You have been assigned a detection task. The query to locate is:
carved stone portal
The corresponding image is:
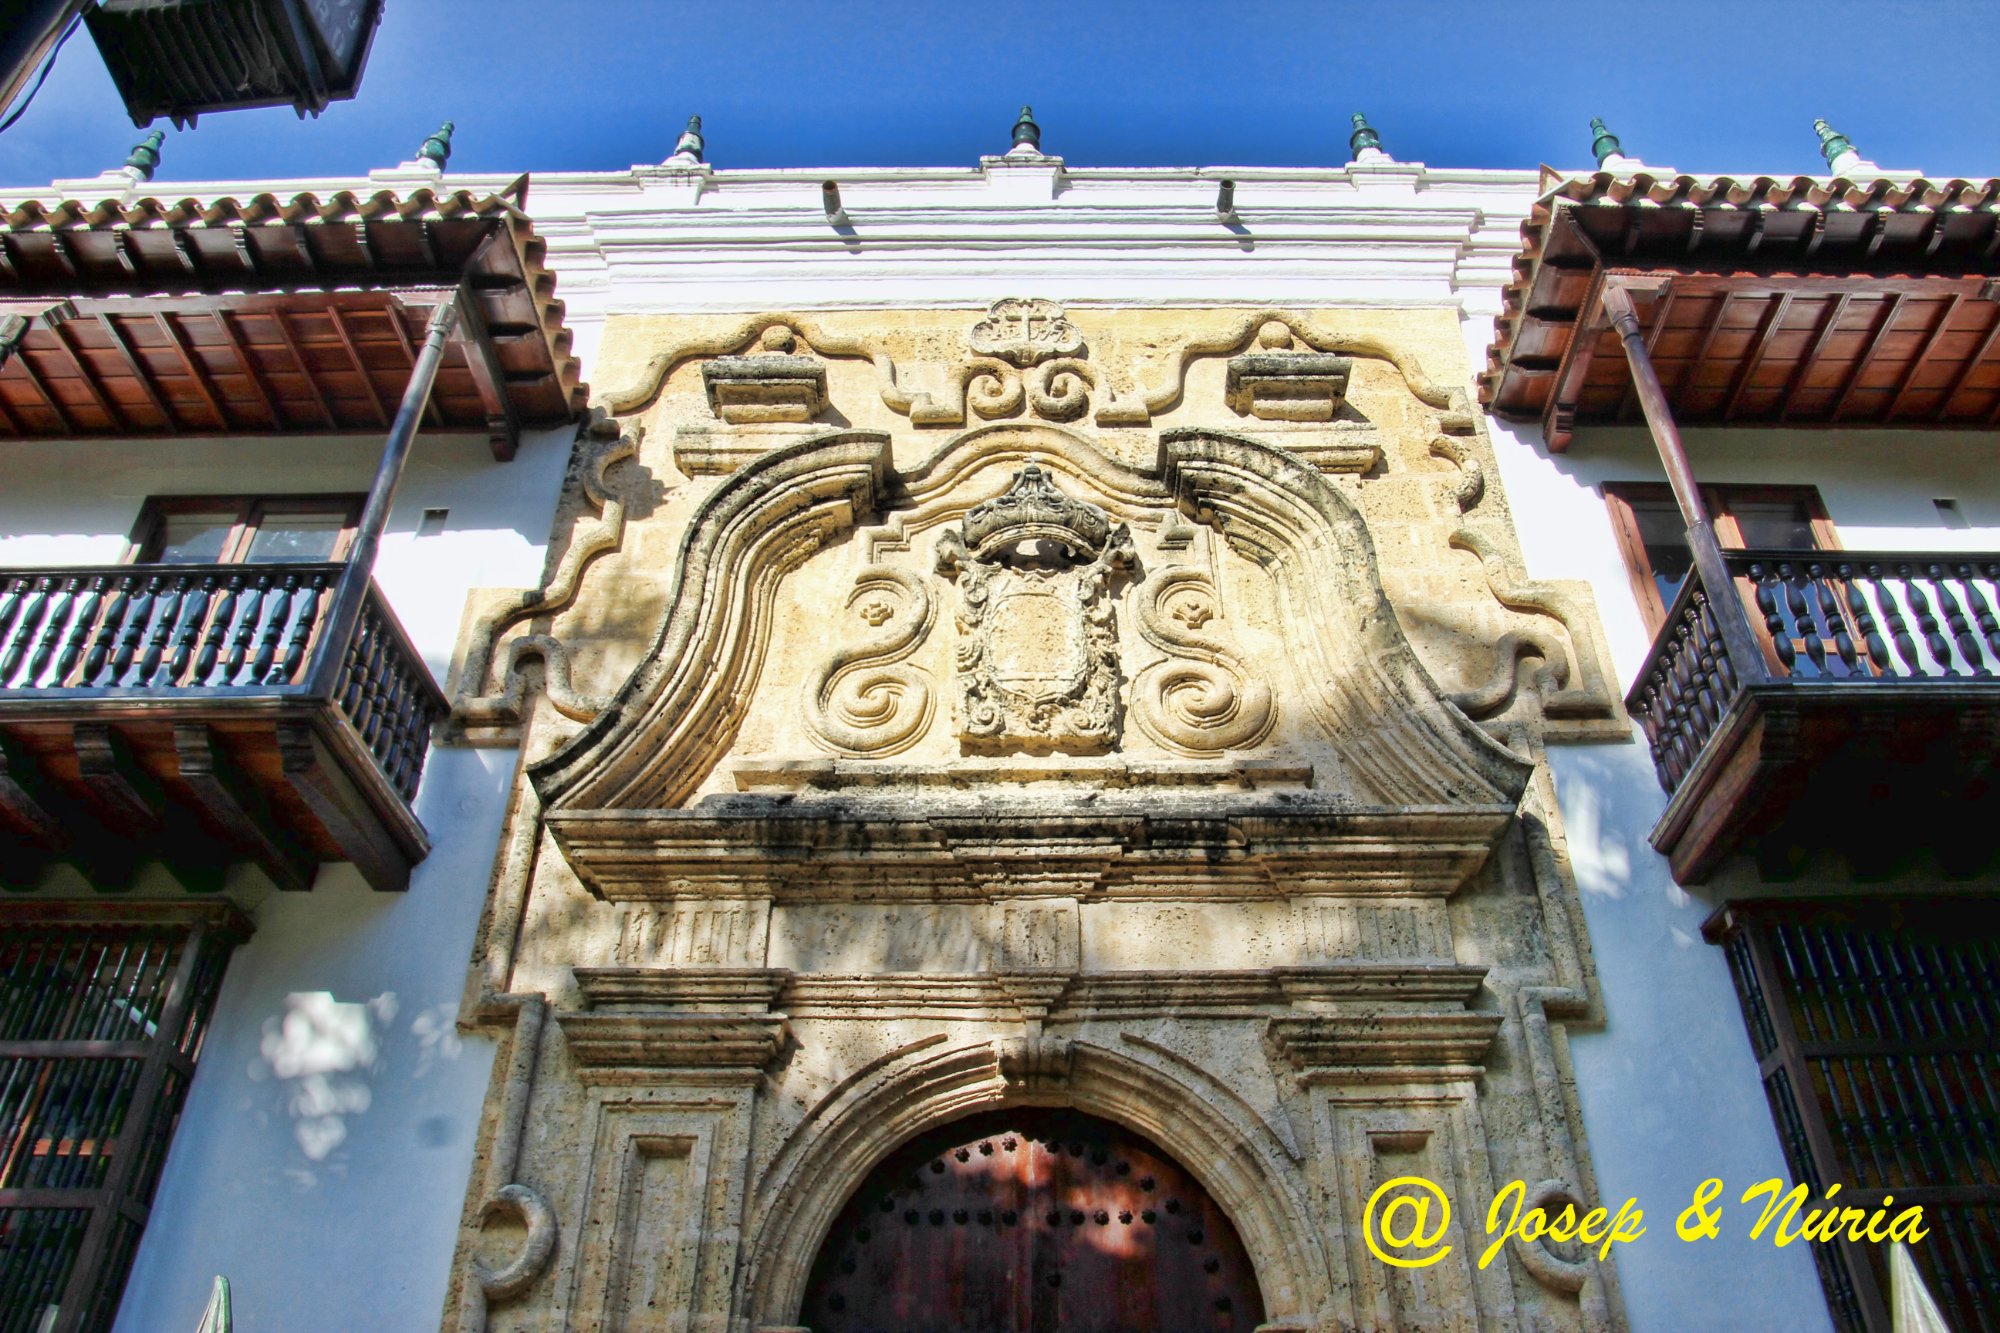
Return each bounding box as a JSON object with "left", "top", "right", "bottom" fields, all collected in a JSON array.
[{"left": 933, "top": 464, "right": 1135, "bottom": 751}]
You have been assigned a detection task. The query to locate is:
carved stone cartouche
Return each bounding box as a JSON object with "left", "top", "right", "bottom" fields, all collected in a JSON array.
[{"left": 933, "top": 464, "right": 1135, "bottom": 751}]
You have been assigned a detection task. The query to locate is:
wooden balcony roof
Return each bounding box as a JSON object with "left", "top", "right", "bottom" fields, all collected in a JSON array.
[
  {"left": 1481, "top": 173, "right": 2000, "bottom": 450},
  {"left": 0, "top": 184, "right": 586, "bottom": 459}
]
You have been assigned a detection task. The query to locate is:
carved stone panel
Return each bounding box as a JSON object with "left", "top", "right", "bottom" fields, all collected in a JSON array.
[{"left": 933, "top": 464, "right": 1134, "bottom": 751}]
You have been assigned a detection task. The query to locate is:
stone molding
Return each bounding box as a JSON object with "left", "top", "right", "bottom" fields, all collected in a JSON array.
[{"left": 544, "top": 801, "right": 1517, "bottom": 901}]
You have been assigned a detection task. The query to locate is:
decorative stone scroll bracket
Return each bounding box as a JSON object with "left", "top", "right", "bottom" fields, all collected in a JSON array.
[
  {"left": 448, "top": 415, "right": 639, "bottom": 743},
  {"left": 1444, "top": 527, "right": 1628, "bottom": 739},
  {"left": 1093, "top": 310, "right": 1469, "bottom": 428},
  {"left": 590, "top": 303, "right": 1470, "bottom": 434}
]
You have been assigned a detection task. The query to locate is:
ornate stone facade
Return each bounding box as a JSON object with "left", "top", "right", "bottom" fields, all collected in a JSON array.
[{"left": 444, "top": 300, "right": 1629, "bottom": 1331}]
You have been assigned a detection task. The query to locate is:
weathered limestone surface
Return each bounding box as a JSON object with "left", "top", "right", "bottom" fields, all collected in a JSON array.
[{"left": 442, "top": 303, "right": 1629, "bottom": 1332}]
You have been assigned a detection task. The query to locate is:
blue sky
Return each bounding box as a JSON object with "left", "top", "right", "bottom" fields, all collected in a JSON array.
[{"left": 1, "top": 1, "right": 1995, "bottom": 187}]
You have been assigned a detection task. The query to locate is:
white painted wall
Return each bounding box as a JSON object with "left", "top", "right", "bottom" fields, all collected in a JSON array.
[
  {"left": 0, "top": 420, "right": 571, "bottom": 1330},
  {"left": 1475, "top": 298, "right": 2000, "bottom": 1328}
]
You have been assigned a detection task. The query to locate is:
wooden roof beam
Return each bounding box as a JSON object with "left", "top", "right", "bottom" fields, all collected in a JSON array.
[
  {"left": 1722, "top": 293, "right": 1792, "bottom": 421},
  {"left": 326, "top": 306, "right": 390, "bottom": 429},
  {"left": 152, "top": 313, "right": 234, "bottom": 431},
  {"left": 1830, "top": 295, "right": 1902, "bottom": 422},
  {"left": 45, "top": 317, "right": 127, "bottom": 433},
  {"left": 1885, "top": 295, "right": 1962, "bottom": 420},
  {"left": 451, "top": 289, "right": 521, "bottom": 462},
  {"left": 7, "top": 343, "right": 73, "bottom": 435},
  {"left": 95, "top": 315, "right": 179, "bottom": 434},
  {"left": 173, "top": 723, "right": 314, "bottom": 892},
  {"left": 268, "top": 310, "right": 337, "bottom": 430},
  {"left": 1935, "top": 301, "right": 2000, "bottom": 423},
  {"left": 211, "top": 311, "right": 281, "bottom": 429},
  {"left": 1777, "top": 294, "right": 1851, "bottom": 423}
]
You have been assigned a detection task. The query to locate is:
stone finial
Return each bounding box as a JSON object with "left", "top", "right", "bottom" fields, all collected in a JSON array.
[
  {"left": 417, "top": 121, "right": 454, "bottom": 169},
  {"left": 670, "top": 115, "right": 705, "bottom": 165},
  {"left": 1589, "top": 118, "right": 1623, "bottom": 168},
  {"left": 1348, "top": 113, "right": 1385, "bottom": 160},
  {"left": 1814, "top": 118, "right": 1867, "bottom": 175},
  {"left": 122, "top": 130, "right": 163, "bottom": 181},
  {"left": 1010, "top": 105, "right": 1042, "bottom": 153}
]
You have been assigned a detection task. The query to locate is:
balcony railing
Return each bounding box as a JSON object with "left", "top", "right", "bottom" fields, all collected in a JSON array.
[
  {"left": 1627, "top": 548, "right": 2000, "bottom": 880},
  {"left": 0, "top": 562, "right": 441, "bottom": 805}
]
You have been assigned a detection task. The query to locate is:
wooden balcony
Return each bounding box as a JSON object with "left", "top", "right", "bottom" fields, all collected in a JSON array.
[
  {"left": 1629, "top": 549, "right": 2000, "bottom": 883},
  {"left": 0, "top": 562, "right": 445, "bottom": 892}
]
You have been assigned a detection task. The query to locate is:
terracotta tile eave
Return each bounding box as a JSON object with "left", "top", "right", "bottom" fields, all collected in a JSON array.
[
  {"left": 1479, "top": 171, "right": 2000, "bottom": 409},
  {"left": 0, "top": 179, "right": 587, "bottom": 424}
]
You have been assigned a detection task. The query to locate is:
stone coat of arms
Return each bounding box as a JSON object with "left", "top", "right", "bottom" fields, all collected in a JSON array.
[{"left": 934, "top": 464, "right": 1135, "bottom": 750}]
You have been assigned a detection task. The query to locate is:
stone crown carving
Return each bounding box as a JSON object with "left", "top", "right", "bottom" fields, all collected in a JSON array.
[{"left": 955, "top": 462, "right": 1111, "bottom": 560}]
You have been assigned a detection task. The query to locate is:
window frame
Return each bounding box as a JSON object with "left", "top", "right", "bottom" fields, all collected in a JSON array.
[
  {"left": 1602, "top": 481, "right": 1841, "bottom": 635},
  {"left": 0, "top": 903, "right": 249, "bottom": 1333},
  {"left": 123, "top": 494, "right": 364, "bottom": 566},
  {"left": 1704, "top": 898, "right": 2000, "bottom": 1333}
]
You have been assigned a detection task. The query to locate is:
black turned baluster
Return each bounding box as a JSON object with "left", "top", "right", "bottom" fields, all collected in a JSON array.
[
  {"left": 1904, "top": 566, "right": 1952, "bottom": 672},
  {"left": 1698, "top": 588, "right": 1739, "bottom": 700},
  {"left": 254, "top": 575, "right": 300, "bottom": 683},
  {"left": 338, "top": 614, "right": 372, "bottom": 717},
  {"left": 1635, "top": 681, "right": 1670, "bottom": 790},
  {"left": 1841, "top": 561, "right": 1890, "bottom": 676},
  {"left": 109, "top": 576, "right": 158, "bottom": 684},
  {"left": 1929, "top": 563, "right": 1982, "bottom": 676},
  {"left": 1872, "top": 562, "right": 1920, "bottom": 675},
  {"left": 1809, "top": 559, "right": 1858, "bottom": 675},
  {"left": 193, "top": 573, "right": 240, "bottom": 685},
  {"left": 1781, "top": 560, "right": 1826, "bottom": 677},
  {"left": 271, "top": 576, "right": 324, "bottom": 684},
  {"left": 52, "top": 576, "right": 105, "bottom": 686},
  {"left": 1663, "top": 618, "right": 1697, "bottom": 781},
  {"left": 357, "top": 620, "right": 393, "bottom": 747},
  {"left": 224, "top": 573, "right": 270, "bottom": 684},
  {"left": 23, "top": 575, "right": 78, "bottom": 687},
  {"left": 81, "top": 574, "right": 131, "bottom": 685},
  {"left": 0, "top": 576, "right": 25, "bottom": 651},
  {"left": 161, "top": 573, "right": 214, "bottom": 686},
  {"left": 1751, "top": 561, "right": 1797, "bottom": 676},
  {"left": 1961, "top": 562, "right": 2000, "bottom": 674},
  {"left": 139, "top": 576, "right": 186, "bottom": 685},
  {"left": 0, "top": 576, "right": 53, "bottom": 686}
]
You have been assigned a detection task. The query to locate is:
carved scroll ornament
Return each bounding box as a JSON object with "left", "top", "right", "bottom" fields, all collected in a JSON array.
[
  {"left": 803, "top": 566, "right": 937, "bottom": 757},
  {"left": 1131, "top": 566, "right": 1276, "bottom": 754}
]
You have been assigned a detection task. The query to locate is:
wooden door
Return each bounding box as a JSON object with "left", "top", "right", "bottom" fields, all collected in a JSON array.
[{"left": 799, "top": 1107, "right": 1265, "bottom": 1333}]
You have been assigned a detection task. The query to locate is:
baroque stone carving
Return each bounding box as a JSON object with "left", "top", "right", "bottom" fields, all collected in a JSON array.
[
  {"left": 1130, "top": 565, "right": 1275, "bottom": 754},
  {"left": 1224, "top": 351, "right": 1353, "bottom": 421},
  {"left": 966, "top": 297, "right": 1084, "bottom": 366},
  {"left": 803, "top": 566, "right": 937, "bottom": 757},
  {"left": 702, "top": 352, "right": 829, "bottom": 424},
  {"left": 933, "top": 464, "right": 1135, "bottom": 751}
]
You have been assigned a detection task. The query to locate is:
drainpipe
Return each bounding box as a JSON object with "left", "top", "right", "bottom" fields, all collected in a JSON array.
[
  {"left": 307, "top": 292, "right": 460, "bottom": 698},
  {"left": 1600, "top": 279, "right": 1768, "bottom": 679}
]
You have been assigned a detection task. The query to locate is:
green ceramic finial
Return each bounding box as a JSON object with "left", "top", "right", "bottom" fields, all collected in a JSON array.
[
  {"left": 417, "top": 121, "right": 454, "bottom": 169},
  {"left": 1589, "top": 118, "right": 1623, "bottom": 167},
  {"left": 1814, "top": 118, "right": 1855, "bottom": 167},
  {"left": 123, "top": 130, "right": 163, "bottom": 180},
  {"left": 1011, "top": 105, "right": 1041, "bottom": 151},
  {"left": 673, "top": 114, "right": 704, "bottom": 162},
  {"left": 1349, "top": 113, "right": 1383, "bottom": 157}
]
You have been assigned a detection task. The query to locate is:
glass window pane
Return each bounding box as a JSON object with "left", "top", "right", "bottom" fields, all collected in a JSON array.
[
  {"left": 1627, "top": 497, "right": 1693, "bottom": 606},
  {"left": 245, "top": 512, "right": 345, "bottom": 563},
  {"left": 154, "top": 512, "right": 236, "bottom": 564},
  {"left": 1731, "top": 498, "right": 1818, "bottom": 550}
]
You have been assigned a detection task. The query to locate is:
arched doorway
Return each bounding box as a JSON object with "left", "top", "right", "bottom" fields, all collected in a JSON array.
[{"left": 798, "top": 1107, "right": 1267, "bottom": 1333}]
